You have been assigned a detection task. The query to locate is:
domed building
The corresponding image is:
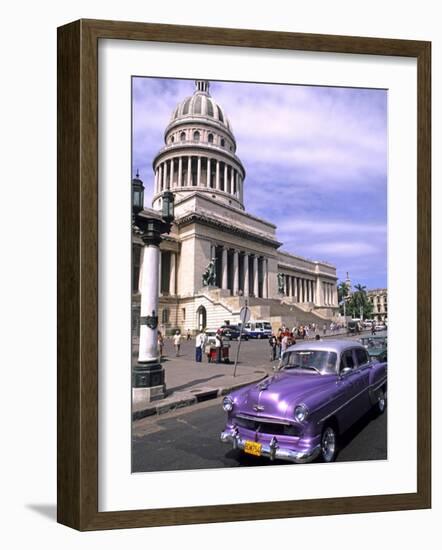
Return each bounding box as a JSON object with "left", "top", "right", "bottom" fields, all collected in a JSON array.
[{"left": 133, "top": 80, "right": 339, "bottom": 333}]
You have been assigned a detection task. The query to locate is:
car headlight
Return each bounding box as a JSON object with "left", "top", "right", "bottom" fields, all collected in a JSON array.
[
  {"left": 222, "top": 396, "right": 234, "bottom": 412},
  {"left": 294, "top": 404, "right": 309, "bottom": 422}
]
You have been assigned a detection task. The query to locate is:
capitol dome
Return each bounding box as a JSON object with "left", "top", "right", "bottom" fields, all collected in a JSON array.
[
  {"left": 152, "top": 80, "right": 245, "bottom": 211},
  {"left": 169, "top": 80, "right": 232, "bottom": 133}
]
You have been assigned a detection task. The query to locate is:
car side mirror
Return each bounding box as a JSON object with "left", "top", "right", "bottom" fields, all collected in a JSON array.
[{"left": 339, "top": 367, "right": 352, "bottom": 378}]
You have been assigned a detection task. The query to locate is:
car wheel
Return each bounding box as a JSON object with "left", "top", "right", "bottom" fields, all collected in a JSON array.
[
  {"left": 320, "top": 425, "right": 338, "bottom": 463},
  {"left": 375, "top": 387, "right": 387, "bottom": 415}
]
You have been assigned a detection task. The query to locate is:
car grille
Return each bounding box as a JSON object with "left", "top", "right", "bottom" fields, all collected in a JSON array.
[{"left": 235, "top": 415, "right": 302, "bottom": 437}]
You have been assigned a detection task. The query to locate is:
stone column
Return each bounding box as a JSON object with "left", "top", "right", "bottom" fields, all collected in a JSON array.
[
  {"left": 316, "top": 277, "right": 322, "bottom": 306},
  {"left": 178, "top": 157, "right": 182, "bottom": 187},
  {"left": 169, "top": 252, "right": 176, "bottom": 295},
  {"left": 263, "top": 259, "right": 268, "bottom": 299},
  {"left": 138, "top": 245, "right": 160, "bottom": 363},
  {"left": 197, "top": 156, "right": 201, "bottom": 186},
  {"left": 187, "top": 156, "right": 191, "bottom": 186},
  {"left": 222, "top": 248, "right": 228, "bottom": 290},
  {"left": 253, "top": 256, "right": 259, "bottom": 297},
  {"left": 239, "top": 176, "right": 244, "bottom": 203},
  {"left": 233, "top": 250, "right": 239, "bottom": 295},
  {"left": 158, "top": 251, "right": 162, "bottom": 296},
  {"left": 231, "top": 167, "right": 235, "bottom": 195},
  {"left": 216, "top": 160, "right": 220, "bottom": 190},
  {"left": 207, "top": 158, "right": 211, "bottom": 187},
  {"left": 158, "top": 164, "right": 163, "bottom": 192},
  {"left": 163, "top": 161, "right": 168, "bottom": 189},
  {"left": 294, "top": 277, "right": 298, "bottom": 302},
  {"left": 224, "top": 164, "right": 229, "bottom": 193},
  {"left": 244, "top": 254, "right": 250, "bottom": 297},
  {"left": 137, "top": 246, "right": 144, "bottom": 293}
]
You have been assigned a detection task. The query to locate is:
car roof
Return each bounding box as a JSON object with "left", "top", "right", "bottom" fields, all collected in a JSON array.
[{"left": 285, "top": 339, "right": 365, "bottom": 354}]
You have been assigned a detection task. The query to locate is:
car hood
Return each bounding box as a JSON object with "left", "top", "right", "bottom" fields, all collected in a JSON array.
[{"left": 234, "top": 371, "right": 335, "bottom": 420}]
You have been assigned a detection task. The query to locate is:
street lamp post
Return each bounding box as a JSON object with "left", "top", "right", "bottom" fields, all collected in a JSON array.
[{"left": 132, "top": 173, "right": 174, "bottom": 404}]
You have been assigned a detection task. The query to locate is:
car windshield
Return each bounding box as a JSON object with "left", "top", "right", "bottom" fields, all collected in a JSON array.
[{"left": 281, "top": 350, "right": 337, "bottom": 375}]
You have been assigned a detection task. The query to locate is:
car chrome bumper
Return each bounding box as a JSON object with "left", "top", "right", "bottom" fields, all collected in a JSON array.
[{"left": 220, "top": 427, "right": 321, "bottom": 464}]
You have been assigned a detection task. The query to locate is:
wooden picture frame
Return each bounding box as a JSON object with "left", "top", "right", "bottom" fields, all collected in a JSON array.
[{"left": 57, "top": 19, "right": 431, "bottom": 531}]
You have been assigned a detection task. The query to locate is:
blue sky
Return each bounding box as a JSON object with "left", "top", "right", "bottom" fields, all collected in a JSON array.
[{"left": 132, "top": 77, "right": 387, "bottom": 290}]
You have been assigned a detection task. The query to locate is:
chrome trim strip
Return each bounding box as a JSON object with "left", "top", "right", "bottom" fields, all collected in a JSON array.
[
  {"left": 235, "top": 413, "right": 292, "bottom": 426},
  {"left": 318, "top": 376, "right": 387, "bottom": 424}
]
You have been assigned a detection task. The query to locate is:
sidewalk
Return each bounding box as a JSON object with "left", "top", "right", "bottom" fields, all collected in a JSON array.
[{"left": 132, "top": 343, "right": 270, "bottom": 420}]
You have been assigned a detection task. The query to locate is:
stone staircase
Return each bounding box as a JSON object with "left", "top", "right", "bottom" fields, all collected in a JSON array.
[{"left": 216, "top": 294, "right": 332, "bottom": 326}]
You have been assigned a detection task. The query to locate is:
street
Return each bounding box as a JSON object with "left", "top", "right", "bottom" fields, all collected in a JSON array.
[
  {"left": 132, "top": 394, "right": 387, "bottom": 472},
  {"left": 132, "top": 336, "right": 387, "bottom": 472}
]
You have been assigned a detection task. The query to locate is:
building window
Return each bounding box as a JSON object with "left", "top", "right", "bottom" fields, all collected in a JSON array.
[
  {"left": 217, "top": 105, "right": 224, "bottom": 122},
  {"left": 208, "top": 133, "right": 214, "bottom": 143},
  {"left": 193, "top": 131, "right": 200, "bottom": 142},
  {"left": 180, "top": 131, "right": 186, "bottom": 142},
  {"left": 182, "top": 308, "right": 186, "bottom": 321},
  {"left": 162, "top": 309, "right": 170, "bottom": 324},
  {"left": 220, "top": 138, "right": 225, "bottom": 147},
  {"left": 170, "top": 135, "right": 174, "bottom": 143}
]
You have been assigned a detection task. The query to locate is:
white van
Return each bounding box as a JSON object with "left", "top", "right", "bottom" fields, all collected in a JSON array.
[{"left": 243, "top": 320, "right": 272, "bottom": 339}]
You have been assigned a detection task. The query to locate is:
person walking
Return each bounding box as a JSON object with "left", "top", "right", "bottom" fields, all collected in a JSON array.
[
  {"left": 195, "top": 330, "right": 205, "bottom": 363},
  {"left": 157, "top": 331, "right": 164, "bottom": 359},
  {"left": 269, "top": 333, "right": 277, "bottom": 361},
  {"left": 186, "top": 328, "right": 192, "bottom": 341},
  {"left": 281, "top": 333, "right": 289, "bottom": 358},
  {"left": 323, "top": 323, "right": 327, "bottom": 336},
  {"left": 173, "top": 330, "right": 181, "bottom": 357},
  {"left": 215, "top": 329, "right": 223, "bottom": 364}
]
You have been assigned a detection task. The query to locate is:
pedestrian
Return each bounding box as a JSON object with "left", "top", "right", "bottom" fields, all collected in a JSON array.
[
  {"left": 269, "top": 333, "right": 277, "bottom": 361},
  {"left": 298, "top": 325, "right": 305, "bottom": 339},
  {"left": 305, "top": 325, "right": 310, "bottom": 339},
  {"left": 371, "top": 321, "right": 376, "bottom": 335},
  {"left": 195, "top": 330, "right": 205, "bottom": 363},
  {"left": 173, "top": 330, "right": 181, "bottom": 357},
  {"left": 186, "top": 328, "right": 192, "bottom": 341},
  {"left": 215, "top": 329, "right": 223, "bottom": 364},
  {"left": 281, "top": 333, "right": 289, "bottom": 358},
  {"left": 157, "top": 330, "right": 164, "bottom": 358},
  {"left": 323, "top": 323, "right": 327, "bottom": 336},
  {"left": 315, "top": 334, "right": 321, "bottom": 341}
]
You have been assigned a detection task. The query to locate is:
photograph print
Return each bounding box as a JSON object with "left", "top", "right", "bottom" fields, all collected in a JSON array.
[{"left": 131, "top": 76, "right": 388, "bottom": 473}]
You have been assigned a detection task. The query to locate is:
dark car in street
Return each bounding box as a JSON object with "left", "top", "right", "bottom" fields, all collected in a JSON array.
[
  {"left": 219, "top": 325, "right": 249, "bottom": 340},
  {"left": 220, "top": 339, "right": 387, "bottom": 464},
  {"left": 359, "top": 335, "right": 388, "bottom": 363}
]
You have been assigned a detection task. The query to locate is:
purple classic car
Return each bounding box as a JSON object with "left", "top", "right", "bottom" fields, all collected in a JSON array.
[{"left": 220, "top": 340, "right": 387, "bottom": 463}]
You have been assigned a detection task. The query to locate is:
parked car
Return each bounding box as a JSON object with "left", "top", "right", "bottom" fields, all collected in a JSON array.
[
  {"left": 374, "top": 323, "right": 387, "bottom": 332},
  {"left": 204, "top": 329, "right": 217, "bottom": 345},
  {"left": 219, "top": 324, "right": 249, "bottom": 340},
  {"left": 347, "top": 319, "right": 362, "bottom": 334},
  {"left": 243, "top": 321, "right": 272, "bottom": 339},
  {"left": 359, "top": 335, "right": 388, "bottom": 363},
  {"left": 220, "top": 340, "right": 387, "bottom": 464}
]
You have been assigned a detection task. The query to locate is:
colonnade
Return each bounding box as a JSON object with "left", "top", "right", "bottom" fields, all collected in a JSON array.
[
  {"left": 282, "top": 274, "right": 316, "bottom": 303},
  {"left": 212, "top": 245, "right": 268, "bottom": 298},
  {"left": 154, "top": 156, "right": 243, "bottom": 202}
]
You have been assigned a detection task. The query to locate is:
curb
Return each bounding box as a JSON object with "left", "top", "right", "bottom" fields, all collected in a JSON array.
[{"left": 132, "top": 371, "right": 268, "bottom": 421}]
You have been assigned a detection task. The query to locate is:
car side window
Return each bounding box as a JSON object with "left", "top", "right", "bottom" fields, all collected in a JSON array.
[
  {"left": 340, "top": 349, "right": 355, "bottom": 372},
  {"left": 355, "top": 348, "right": 369, "bottom": 366}
]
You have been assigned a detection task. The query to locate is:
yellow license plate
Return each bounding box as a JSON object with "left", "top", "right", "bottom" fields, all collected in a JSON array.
[{"left": 244, "top": 440, "right": 262, "bottom": 456}]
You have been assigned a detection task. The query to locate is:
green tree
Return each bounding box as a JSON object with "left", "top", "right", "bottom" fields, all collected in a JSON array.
[
  {"left": 337, "top": 281, "right": 350, "bottom": 316},
  {"left": 347, "top": 283, "right": 373, "bottom": 320}
]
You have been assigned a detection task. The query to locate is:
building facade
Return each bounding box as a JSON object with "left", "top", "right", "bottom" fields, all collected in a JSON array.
[
  {"left": 367, "top": 288, "right": 388, "bottom": 322},
  {"left": 133, "top": 80, "right": 339, "bottom": 334}
]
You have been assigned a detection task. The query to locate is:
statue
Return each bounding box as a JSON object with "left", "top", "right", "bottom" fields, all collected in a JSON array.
[
  {"left": 202, "top": 258, "right": 217, "bottom": 287},
  {"left": 277, "top": 272, "right": 285, "bottom": 295}
]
